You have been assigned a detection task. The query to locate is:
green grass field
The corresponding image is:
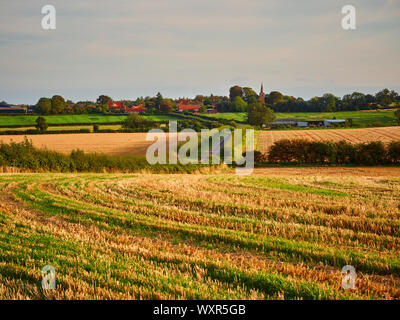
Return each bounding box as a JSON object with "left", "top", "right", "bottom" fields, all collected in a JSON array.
[
  {"left": 0, "top": 110, "right": 397, "bottom": 130},
  {"left": 207, "top": 109, "right": 398, "bottom": 127},
  {"left": 0, "top": 169, "right": 399, "bottom": 299},
  {"left": 0, "top": 125, "right": 123, "bottom": 132},
  {"left": 0, "top": 114, "right": 178, "bottom": 127}
]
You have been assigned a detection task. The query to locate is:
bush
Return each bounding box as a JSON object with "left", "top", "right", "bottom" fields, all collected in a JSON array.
[
  {"left": 268, "top": 139, "right": 396, "bottom": 165},
  {"left": 0, "top": 153, "right": 5, "bottom": 166},
  {"left": 334, "top": 141, "right": 356, "bottom": 164},
  {"left": 253, "top": 151, "right": 268, "bottom": 164},
  {"left": 0, "top": 138, "right": 208, "bottom": 173},
  {"left": 0, "top": 129, "right": 91, "bottom": 135},
  {"left": 35, "top": 116, "right": 48, "bottom": 132},
  {"left": 388, "top": 141, "right": 400, "bottom": 163},
  {"left": 354, "top": 141, "right": 387, "bottom": 165}
]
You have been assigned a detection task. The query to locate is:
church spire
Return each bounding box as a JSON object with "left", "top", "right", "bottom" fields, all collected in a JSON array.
[{"left": 259, "top": 82, "right": 266, "bottom": 104}]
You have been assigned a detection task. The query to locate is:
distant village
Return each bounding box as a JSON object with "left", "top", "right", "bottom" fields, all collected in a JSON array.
[
  {"left": 0, "top": 98, "right": 346, "bottom": 128},
  {"left": 6, "top": 82, "right": 388, "bottom": 128}
]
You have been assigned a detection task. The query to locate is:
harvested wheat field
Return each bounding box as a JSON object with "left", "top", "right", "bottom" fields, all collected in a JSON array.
[
  {"left": 0, "top": 168, "right": 399, "bottom": 299},
  {"left": 0, "top": 132, "right": 194, "bottom": 156},
  {"left": 259, "top": 126, "right": 400, "bottom": 153}
]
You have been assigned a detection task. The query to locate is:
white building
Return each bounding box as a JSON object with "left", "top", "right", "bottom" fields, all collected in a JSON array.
[{"left": 324, "top": 119, "right": 346, "bottom": 127}]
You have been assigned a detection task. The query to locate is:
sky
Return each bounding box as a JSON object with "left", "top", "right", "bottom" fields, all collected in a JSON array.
[{"left": 0, "top": 0, "right": 399, "bottom": 104}]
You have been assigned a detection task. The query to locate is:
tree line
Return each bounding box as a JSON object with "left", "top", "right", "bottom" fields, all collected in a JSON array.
[
  {"left": 220, "top": 86, "right": 400, "bottom": 113},
  {"left": 28, "top": 87, "right": 400, "bottom": 118}
]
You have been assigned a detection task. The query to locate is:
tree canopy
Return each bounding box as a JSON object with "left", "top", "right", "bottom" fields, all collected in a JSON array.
[
  {"left": 229, "top": 86, "right": 243, "bottom": 101},
  {"left": 247, "top": 101, "right": 276, "bottom": 127},
  {"left": 35, "top": 116, "right": 48, "bottom": 132}
]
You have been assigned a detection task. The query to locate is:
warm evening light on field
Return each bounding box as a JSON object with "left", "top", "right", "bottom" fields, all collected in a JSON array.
[{"left": 0, "top": 0, "right": 399, "bottom": 315}]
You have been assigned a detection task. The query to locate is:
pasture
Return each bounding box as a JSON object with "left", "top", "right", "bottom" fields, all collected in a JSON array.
[
  {"left": 206, "top": 109, "right": 398, "bottom": 127},
  {"left": 0, "top": 114, "right": 178, "bottom": 127},
  {"left": 0, "top": 168, "right": 399, "bottom": 299}
]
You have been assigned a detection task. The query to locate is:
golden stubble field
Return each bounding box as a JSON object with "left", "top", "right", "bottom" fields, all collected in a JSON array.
[
  {"left": 0, "top": 132, "right": 195, "bottom": 156},
  {"left": 0, "top": 167, "right": 399, "bottom": 299},
  {"left": 1, "top": 127, "right": 400, "bottom": 156},
  {"left": 259, "top": 126, "right": 400, "bottom": 153}
]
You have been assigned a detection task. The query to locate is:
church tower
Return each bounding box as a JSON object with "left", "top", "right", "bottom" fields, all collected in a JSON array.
[{"left": 259, "top": 83, "right": 266, "bottom": 104}]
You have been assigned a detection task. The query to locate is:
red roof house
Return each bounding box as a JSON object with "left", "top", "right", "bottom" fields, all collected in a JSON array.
[
  {"left": 108, "top": 101, "right": 125, "bottom": 110},
  {"left": 108, "top": 101, "right": 146, "bottom": 113},
  {"left": 177, "top": 99, "right": 201, "bottom": 112},
  {"left": 126, "top": 105, "right": 147, "bottom": 113}
]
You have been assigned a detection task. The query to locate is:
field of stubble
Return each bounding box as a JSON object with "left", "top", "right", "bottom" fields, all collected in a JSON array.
[
  {"left": 258, "top": 126, "right": 400, "bottom": 153},
  {"left": 0, "top": 168, "right": 399, "bottom": 300}
]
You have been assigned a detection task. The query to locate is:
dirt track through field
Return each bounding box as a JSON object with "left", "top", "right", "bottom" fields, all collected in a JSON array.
[{"left": 259, "top": 126, "right": 400, "bottom": 153}]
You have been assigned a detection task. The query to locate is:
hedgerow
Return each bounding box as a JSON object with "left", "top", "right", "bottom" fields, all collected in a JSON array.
[
  {"left": 267, "top": 139, "right": 400, "bottom": 165},
  {"left": 0, "top": 138, "right": 207, "bottom": 173}
]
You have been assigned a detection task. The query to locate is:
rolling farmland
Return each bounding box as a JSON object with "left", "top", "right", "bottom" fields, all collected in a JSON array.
[
  {"left": 0, "top": 168, "right": 399, "bottom": 299},
  {"left": 259, "top": 126, "right": 400, "bottom": 153}
]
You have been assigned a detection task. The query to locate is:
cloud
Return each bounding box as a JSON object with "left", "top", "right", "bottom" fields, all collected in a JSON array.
[{"left": 0, "top": 0, "right": 399, "bottom": 104}]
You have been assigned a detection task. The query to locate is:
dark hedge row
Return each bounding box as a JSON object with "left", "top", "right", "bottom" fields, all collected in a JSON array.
[
  {"left": 0, "top": 129, "right": 92, "bottom": 135},
  {"left": 0, "top": 122, "right": 124, "bottom": 129},
  {"left": 267, "top": 139, "right": 400, "bottom": 165},
  {"left": 0, "top": 138, "right": 207, "bottom": 173}
]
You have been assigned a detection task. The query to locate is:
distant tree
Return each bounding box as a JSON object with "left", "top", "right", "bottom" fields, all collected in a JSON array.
[
  {"left": 135, "top": 97, "right": 145, "bottom": 106},
  {"left": 199, "top": 105, "right": 207, "bottom": 113},
  {"left": 231, "top": 96, "right": 248, "bottom": 112},
  {"left": 365, "top": 94, "right": 375, "bottom": 105},
  {"left": 345, "top": 118, "right": 353, "bottom": 127},
  {"left": 123, "top": 114, "right": 153, "bottom": 130},
  {"left": 267, "top": 91, "right": 284, "bottom": 105},
  {"left": 155, "top": 92, "right": 163, "bottom": 110},
  {"left": 247, "top": 102, "right": 276, "bottom": 127},
  {"left": 229, "top": 86, "right": 243, "bottom": 101},
  {"left": 242, "top": 87, "right": 258, "bottom": 103},
  {"left": 95, "top": 104, "right": 108, "bottom": 113},
  {"left": 322, "top": 93, "right": 337, "bottom": 112},
  {"left": 0, "top": 100, "right": 7, "bottom": 105},
  {"left": 194, "top": 95, "right": 205, "bottom": 104},
  {"left": 375, "top": 89, "right": 391, "bottom": 107},
  {"left": 350, "top": 92, "right": 366, "bottom": 110},
  {"left": 51, "top": 95, "right": 66, "bottom": 114},
  {"left": 97, "top": 95, "right": 113, "bottom": 105},
  {"left": 159, "top": 98, "right": 174, "bottom": 113},
  {"left": 36, "top": 97, "right": 52, "bottom": 114},
  {"left": 35, "top": 116, "right": 48, "bottom": 132},
  {"left": 389, "top": 90, "right": 399, "bottom": 103},
  {"left": 144, "top": 96, "right": 156, "bottom": 111},
  {"left": 395, "top": 109, "right": 400, "bottom": 125},
  {"left": 215, "top": 97, "right": 232, "bottom": 113}
]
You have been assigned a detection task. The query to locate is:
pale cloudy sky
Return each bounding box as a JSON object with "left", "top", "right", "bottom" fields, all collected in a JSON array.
[{"left": 0, "top": 0, "right": 399, "bottom": 104}]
